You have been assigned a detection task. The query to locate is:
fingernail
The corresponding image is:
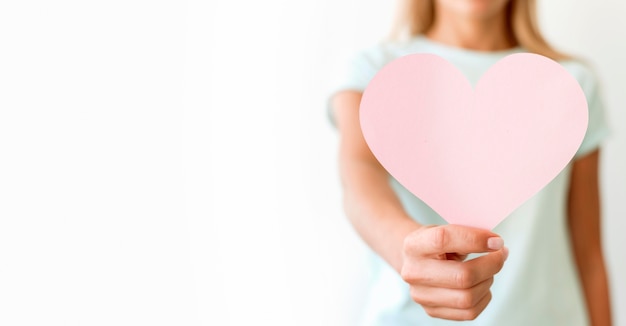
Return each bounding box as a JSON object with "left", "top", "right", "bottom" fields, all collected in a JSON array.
[
  {"left": 487, "top": 237, "right": 504, "bottom": 250},
  {"left": 503, "top": 246, "right": 509, "bottom": 261}
]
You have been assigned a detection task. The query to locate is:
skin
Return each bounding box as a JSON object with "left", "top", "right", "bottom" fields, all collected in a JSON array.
[
  {"left": 332, "top": 0, "right": 612, "bottom": 322},
  {"left": 568, "top": 150, "right": 612, "bottom": 326}
]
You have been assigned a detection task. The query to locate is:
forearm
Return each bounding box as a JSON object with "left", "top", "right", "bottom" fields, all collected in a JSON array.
[
  {"left": 332, "top": 90, "right": 421, "bottom": 273},
  {"left": 571, "top": 244, "right": 612, "bottom": 326},
  {"left": 567, "top": 150, "right": 612, "bottom": 325},
  {"left": 339, "top": 157, "right": 420, "bottom": 272}
]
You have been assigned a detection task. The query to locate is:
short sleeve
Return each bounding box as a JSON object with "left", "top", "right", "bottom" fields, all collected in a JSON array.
[
  {"left": 565, "top": 61, "right": 612, "bottom": 159},
  {"left": 325, "top": 47, "right": 381, "bottom": 129}
]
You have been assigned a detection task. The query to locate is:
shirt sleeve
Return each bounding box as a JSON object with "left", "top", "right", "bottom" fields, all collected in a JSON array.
[
  {"left": 569, "top": 62, "right": 612, "bottom": 160},
  {"left": 325, "top": 47, "right": 380, "bottom": 129}
]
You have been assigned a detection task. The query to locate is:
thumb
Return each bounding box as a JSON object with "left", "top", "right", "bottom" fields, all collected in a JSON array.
[{"left": 405, "top": 224, "right": 504, "bottom": 257}]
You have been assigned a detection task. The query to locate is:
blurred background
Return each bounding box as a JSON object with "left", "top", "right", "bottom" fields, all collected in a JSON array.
[{"left": 0, "top": 0, "right": 623, "bottom": 325}]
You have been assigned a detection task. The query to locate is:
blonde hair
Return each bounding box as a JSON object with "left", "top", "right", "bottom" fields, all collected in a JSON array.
[{"left": 388, "top": 0, "right": 569, "bottom": 61}]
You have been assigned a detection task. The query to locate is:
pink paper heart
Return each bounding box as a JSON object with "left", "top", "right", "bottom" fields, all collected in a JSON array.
[{"left": 360, "top": 53, "right": 588, "bottom": 230}]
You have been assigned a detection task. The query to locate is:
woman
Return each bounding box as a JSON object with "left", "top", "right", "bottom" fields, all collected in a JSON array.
[{"left": 327, "top": 0, "right": 612, "bottom": 324}]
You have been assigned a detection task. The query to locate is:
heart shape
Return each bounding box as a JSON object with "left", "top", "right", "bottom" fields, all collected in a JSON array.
[{"left": 360, "top": 53, "right": 588, "bottom": 230}]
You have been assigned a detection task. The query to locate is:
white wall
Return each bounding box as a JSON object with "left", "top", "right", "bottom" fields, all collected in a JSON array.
[
  {"left": 0, "top": 1, "right": 198, "bottom": 325},
  {"left": 0, "top": 0, "right": 622, "bottom": 325}
]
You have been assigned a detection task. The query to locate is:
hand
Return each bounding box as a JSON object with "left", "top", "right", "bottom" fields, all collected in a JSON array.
[{"left": 400, "top": 224, "right": 508, "bottom": 321}]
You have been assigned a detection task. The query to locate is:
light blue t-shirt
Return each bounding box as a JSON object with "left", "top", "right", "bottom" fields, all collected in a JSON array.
[{"left": 327, "top": 35, "right": 611, "bottom": 326}]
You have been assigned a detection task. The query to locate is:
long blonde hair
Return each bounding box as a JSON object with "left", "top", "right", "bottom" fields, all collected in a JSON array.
[{"left": 388, "top": 0, "right": 569, "bottom": 61}]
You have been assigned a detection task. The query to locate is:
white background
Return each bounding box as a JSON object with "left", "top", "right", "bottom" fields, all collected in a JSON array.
[{"left": 0, "top": 0, "right": 623, "bottom": 325}]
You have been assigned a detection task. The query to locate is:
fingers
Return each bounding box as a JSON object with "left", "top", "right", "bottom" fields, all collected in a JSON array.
[
  {"left": 422, "top": 290, "right": 493, "bottom": 321},
  {"left": 402, "top": 247, "right": 507, "bottom": 288},
  {"left": 410, "top": 277, "right": 494, "bottom": 309},
  {"left": 404, "top": 224, "right": 503, "bottom": 257},
  {"left": 400, "top": 224, "right": 508, "bottom": 320}
]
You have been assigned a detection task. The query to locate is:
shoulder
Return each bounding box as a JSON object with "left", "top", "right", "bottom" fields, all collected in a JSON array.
[
  {"left": 557, "top": 58, "right": 603, "bottom": 92},
  {"left": 352, "top": 39, "right": 419, "bottom": 70},
  {"left": 558, "top": 57, "right": 611, "bottom": 159}
]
